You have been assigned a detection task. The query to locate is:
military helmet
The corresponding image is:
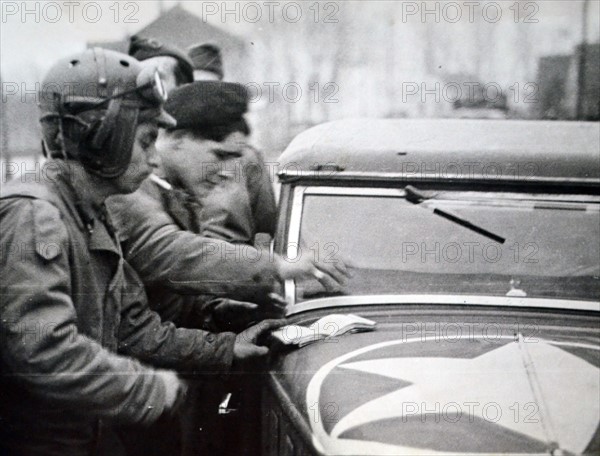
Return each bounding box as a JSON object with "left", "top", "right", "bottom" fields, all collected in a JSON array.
[{"left": 39, "top": 47, "right": 176, "bottom": 178}]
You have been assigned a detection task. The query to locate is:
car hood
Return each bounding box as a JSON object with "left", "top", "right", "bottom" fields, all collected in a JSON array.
[{"left": 269, "top": 307, "right": 599, "bottom": 455}]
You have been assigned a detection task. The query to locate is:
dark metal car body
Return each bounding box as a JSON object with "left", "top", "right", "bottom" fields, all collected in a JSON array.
[{"left": 261, "top": 119, "right": 600, "bottom": 456}]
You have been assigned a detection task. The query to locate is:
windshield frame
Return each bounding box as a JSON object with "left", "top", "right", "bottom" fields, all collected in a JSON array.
[
  {"left": 287, "top": 294, "right": 600, "bottom": 315},
  {"left": 284, "top": 186, "right": 408, "bottom": 304},
  {"left": 283, "top": 185, "right": 600, "bottom": 314}
]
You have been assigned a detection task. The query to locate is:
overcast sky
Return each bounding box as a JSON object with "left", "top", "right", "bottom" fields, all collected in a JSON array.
[
  {"left": 1, "top": 1, "right": 257, "bottom": 80},
  {"left": 1, "top": 1, "right": 598, "bottom": 82},
  {"left": 2, "top": 2, "right": 168, "bottom": 78}
]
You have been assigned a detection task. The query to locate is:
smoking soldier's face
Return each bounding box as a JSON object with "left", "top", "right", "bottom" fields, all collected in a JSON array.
[
  {"left": 155, "top": 130, "right": 223, "bottom": 194},
  {"left": 141, "top": 56, "right": 179, "bottom": 93}
]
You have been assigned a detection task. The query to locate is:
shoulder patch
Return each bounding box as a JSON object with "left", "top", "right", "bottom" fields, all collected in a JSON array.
[{"left": 31, "top": 200, "right": 68, "bottom": 261}]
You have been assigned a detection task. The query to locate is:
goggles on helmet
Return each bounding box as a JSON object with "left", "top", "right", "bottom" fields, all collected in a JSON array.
[{"left": 74, "top": 67, "right": 169, "bottom": 115}]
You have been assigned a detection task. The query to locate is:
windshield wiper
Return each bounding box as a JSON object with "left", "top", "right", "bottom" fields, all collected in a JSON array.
[{"left": 404, "top": 185, "right": 506, "bottom": 244}]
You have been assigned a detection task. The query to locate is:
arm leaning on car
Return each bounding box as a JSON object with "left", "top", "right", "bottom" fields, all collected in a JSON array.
[{"left": 108, "top": 184, "right": 349, "bottom": 296}]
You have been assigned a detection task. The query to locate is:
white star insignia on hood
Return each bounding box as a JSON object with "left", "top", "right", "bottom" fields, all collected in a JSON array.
[{"left": 330, "top": 340, "right": 599, "bottom": 455}]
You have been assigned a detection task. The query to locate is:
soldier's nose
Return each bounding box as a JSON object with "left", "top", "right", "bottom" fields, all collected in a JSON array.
[{"left": 146, "top": 147, "right": 161, "bottom": 169}]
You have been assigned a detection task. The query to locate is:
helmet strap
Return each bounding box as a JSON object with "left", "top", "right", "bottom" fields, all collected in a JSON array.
[
  {"left": 53, "top": 93, "right": 69, "bottom": 161},
  {"left": 103, "top": 105, "right": 139, "bottom": 177},
  {"left": 81, "top": 104, "right": 139, "bottom": 178},
  {"left": 90, "top": 94, "right": 121, "bottom": 149}
]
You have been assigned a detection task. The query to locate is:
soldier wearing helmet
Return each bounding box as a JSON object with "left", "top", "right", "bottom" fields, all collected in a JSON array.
[{"left": 0, "top": 48, "right": 283, "bottom": 456}]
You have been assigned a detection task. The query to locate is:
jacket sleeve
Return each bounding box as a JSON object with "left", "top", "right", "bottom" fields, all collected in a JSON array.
[
  {"left": 107, "top": 183, "right": 278, "bottom": 298},
  {"left": 0, "top": 198, "right": 168, "bottom": 425},
  {"left": 117, "top": 262, "right": 236, "bottom": 375}
]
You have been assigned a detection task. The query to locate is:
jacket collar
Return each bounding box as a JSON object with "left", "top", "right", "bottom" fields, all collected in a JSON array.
[{"left": 50, "top": 163, "right": 121, "bottom": 256}]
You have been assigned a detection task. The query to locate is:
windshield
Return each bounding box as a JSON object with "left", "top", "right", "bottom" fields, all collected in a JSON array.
[{"left": 289, "top": 187, "right": 600, "bottom": 303}]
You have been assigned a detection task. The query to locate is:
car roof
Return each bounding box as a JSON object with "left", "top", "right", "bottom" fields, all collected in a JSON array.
[{"left": 278, "top": 118, "right": 600, "bottom": 184}]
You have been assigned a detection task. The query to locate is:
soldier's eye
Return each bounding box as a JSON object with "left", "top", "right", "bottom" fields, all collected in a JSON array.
[{"left": 139, "top": 130, "right": 158, "bottom": 150}]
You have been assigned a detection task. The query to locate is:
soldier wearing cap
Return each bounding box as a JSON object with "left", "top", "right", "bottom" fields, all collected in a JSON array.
[
  {"left": 129, "top": 35, "right": 194, "bottom": 92},
  {"left": 183, "top": 43, "right": 278, "bottom": 242},
  {"left": 0, "top": 48, "right": 283, "bottom": 456}
]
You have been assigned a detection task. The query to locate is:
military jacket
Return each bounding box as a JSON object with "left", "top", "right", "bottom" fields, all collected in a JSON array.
[{"left": 0, "top": 165, "right": 234, "bottom": 455}]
